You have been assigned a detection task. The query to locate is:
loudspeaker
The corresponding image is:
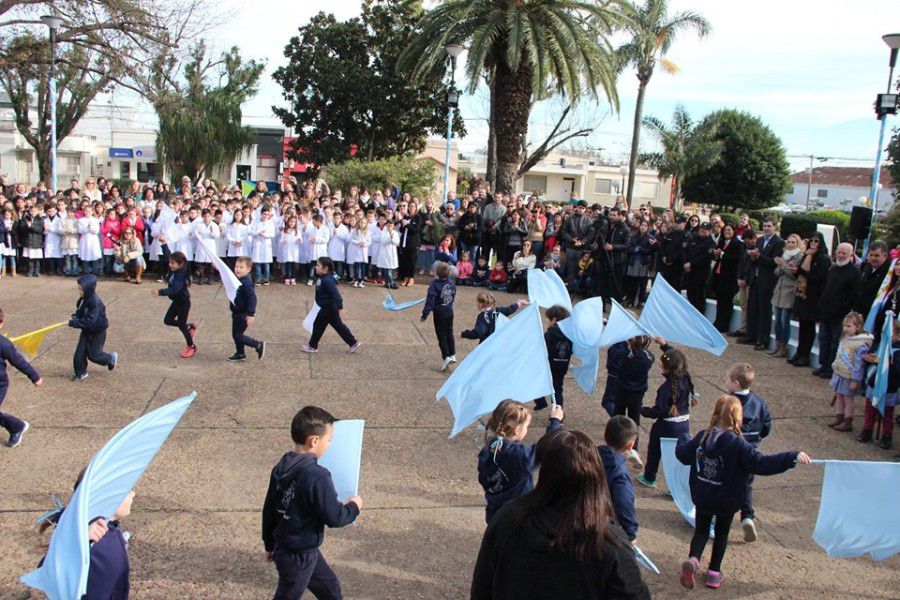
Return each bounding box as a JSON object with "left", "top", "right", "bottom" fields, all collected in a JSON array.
[{"left": 848, "top": 206, "right": 872, "bottom": 240}]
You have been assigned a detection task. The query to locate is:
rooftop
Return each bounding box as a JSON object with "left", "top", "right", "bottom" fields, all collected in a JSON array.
[{"left": 791, "top": 166, "right": 895, "bottom": 189}]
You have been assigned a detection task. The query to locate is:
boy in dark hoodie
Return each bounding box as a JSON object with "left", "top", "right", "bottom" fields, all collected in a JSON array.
[
  {"left": 0, "top": 308, "right": 42, "bottom": 447},
  {"left": 262, "top": 406, "right": 362, "bottom": 599},
  {"left": 597, "top": 416, "right": 639, "bottom": 543},
  {"left": 602, "top": 340, "right": 628, "bottom": 417},
  {"left": 68, "top": 273, "right": 117, "bottom": 381},
  {"left": 421, "top": 261, "right": 457, "bottom": 371},
  {"left": 534, "top": 305, "right": 573, "bottom": 410},
  {"left": 301, "top": 257, "right": 361, "bottom": 354},
  {"left": 229, "top": 257, "right": 265, "bottom": 362}
]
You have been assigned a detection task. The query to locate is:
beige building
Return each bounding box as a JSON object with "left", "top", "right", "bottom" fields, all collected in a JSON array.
[{"left": 415, "top": 137, "right": 459, "bottom": 199}]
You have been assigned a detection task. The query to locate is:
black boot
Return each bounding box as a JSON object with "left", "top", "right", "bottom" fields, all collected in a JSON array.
[
  {"left": 879, "top": 435, "right": 893, "bottom": 450},
  {"left": 857, "top": 429, "right": 873, "bottom": 443},
  {"left": 793, "top": 356, "right": 810, "bottom": 367}
]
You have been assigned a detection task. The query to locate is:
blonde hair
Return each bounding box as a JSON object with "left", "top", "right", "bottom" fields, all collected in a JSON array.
[
  {"left": 726, "top": 363, "right": 755, "bottom": 390},
  {"left": 702, "top": 395, "right": 744, "bottom": 443},
  {"left": 786, "top": 233, "right": 805, "bottom": 250},
  {"left": 476, "top": 291, "right": 497, "bottom": 310},
  {"left": 485, "top": 400, "right": 531, "bottom": 443},
  {"left": 842, "top": 312, "right": 865, "bottom": 337}
]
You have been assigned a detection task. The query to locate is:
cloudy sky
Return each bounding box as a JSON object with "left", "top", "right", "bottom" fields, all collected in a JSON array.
[{"left": 126, "top": 0, "right": 899, "bottom": 173}]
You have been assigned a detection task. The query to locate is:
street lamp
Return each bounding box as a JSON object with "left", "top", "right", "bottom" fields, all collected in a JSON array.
[
  {"left": 442, "top": 43, "right": 464, "bottom": 205},
  {"left": 864, "top": 33, "right": 900, "bottom": 253},
  {"left": 40, "top": 14, "right": 63, "bottom": 193}
]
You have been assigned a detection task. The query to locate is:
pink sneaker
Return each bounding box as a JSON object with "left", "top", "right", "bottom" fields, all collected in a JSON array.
[
  {"left": 680, "top": 557, "right": 700, "bottom": 590},
  {"left": 300, "top": 344, "right": 318, "bottom": 353},
  {"left": 705, "top": 569, "right": 724, "bottom": 589}
]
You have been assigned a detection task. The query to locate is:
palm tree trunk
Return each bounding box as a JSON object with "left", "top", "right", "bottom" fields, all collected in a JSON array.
[
  {"left": 626, "top": 78, "right": 648, "bottom": 209},
  {"left": 486, "top": 74, "right": 497, "bottom": 192},
  {"left": 493, "top": 60, "right": 532, "bottom": 194}
]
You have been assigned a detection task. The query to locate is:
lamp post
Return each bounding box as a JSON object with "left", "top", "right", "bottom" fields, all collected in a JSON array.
[
  {"left": 442, "top": 44, "right": 464, "bottom": 205},
  {"left": 864, "top": 33, "right": 900, "bottom": 254},
  {"left": 40, "top": 14, "right": 63, "bottom": 193}
]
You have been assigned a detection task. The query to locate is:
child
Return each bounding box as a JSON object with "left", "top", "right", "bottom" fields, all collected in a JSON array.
[
  {"left": 575, "top": 251, "right": 593, "bottom": 293},
  {"left": 421, "top": 261, "right": 457, "bottom": 371},
  {"left": 460, "top": 291, "right": 527, "bottom": 344},
  {"left": 327, "top": 211, "right": 350, "bottom": 283},
  {"left": 280, "top": 215, "right": 301, "bottom": 285},
  {"left": 828, "top": 312, "right": 872, "bottom": 433},
  {"left": 309, "top": 214, "right": 330, "bottom": 286},
  {"left": 68, "top": 274, "right": 118, "bottom": 381},
  {"left": 0, "top": 308, "right": 42, "bottom": 447},
  {"left": 226, "top": 209, "right": 250, "bottom": 270},
  {"left": 676, "top": 395, "right": 810, "bottom": 590},
  {"left": 376, "top": 220, "right": 399, "bottom": 289},
  {"left": 616, "top": 335, "right": 671, "bottom": 467},
  {"left": 597, "top": 416, "right": 640, "bottom": 543},
  {"left": 261, "top": 406, "right": 363, "bottom": 600},
  {"left": 487, "top": 260, "right": 508, "bottom": 291},
  {"left": 301, "top": 257, "right": 362, "bottom": 354},
  {"left": 152, "top": 251, "right": 197, "bottom": 358},
  {"left": 859, "top": 318, "right": 900, "bottom": 450},
  {"left": 637, "top": 348, "right": 695, "bottom": 488},
  {"left": 724, "top": 363, "right": 773, "bottom": 542},
  {"left": 194, "top": 209, "right": 220, "bottom": 284},
  {"left": 229, "top": 257, "right": 265, "bottom": 361},
  {"left": 252, "top": 206, "right": 275, "bottom": 285},
  {"left": 543, "top": 245, "right": 562, "bottom": 277},
  {"left": 478, "top": 400, "right": 564, "bottom": 523},
  {"left": 347, "top": 220, "right": 370, "bottom": 288},
  {"left": 472, "top": 255, "right": 490, "bottom": 287},
  {"left": 602, "top": 340, "right": 628, "bottom": 417},
  {"left": 456, "top": 250, "right": 474, "bottom": 285},
  {"left": 534, "top": 305, "right": 573, "bottom": 410}
]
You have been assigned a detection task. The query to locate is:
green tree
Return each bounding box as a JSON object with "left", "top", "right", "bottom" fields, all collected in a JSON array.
[
  {"left": 322, "top": 156, "right": 436, "bottom": 199},
  {"left": 154, "top": 44, "right": 264, "bottom": 182},
  {"left": 616, "top": 0, "right": 710, "bottom": 206},
  {"left": 640, "top": 105, "right": 721, "bottom": 205},
  {"left": 681, "top": 109, "right": 791, "bottom": 210},
  {"left": 399, "top": 0, "right": 620, "bottom": 193},
  {"left": 273, "top": 1, "right": 464, "bottom": 173}
]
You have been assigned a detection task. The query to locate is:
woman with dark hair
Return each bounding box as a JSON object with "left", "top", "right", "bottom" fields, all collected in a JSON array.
[
  {"left": 397, "top": 199, "right": 420, "bottom": 287},
  {"left": 471, "top": 429, "right": 650, "bottom": 600},
  {"left": 711, "top": 224, "right": 745, "bottom": 332},
  {"left": 789, "top": 231, "right": 831, "bottom": 367}
]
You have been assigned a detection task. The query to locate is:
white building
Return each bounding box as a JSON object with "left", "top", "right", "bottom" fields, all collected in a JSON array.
[{"left": 784, "top": 166, "right": 896, "bottom": 213}]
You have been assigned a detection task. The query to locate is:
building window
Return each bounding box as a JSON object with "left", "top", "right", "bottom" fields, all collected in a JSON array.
[
  {"left": 523, "top": 174, "right": 547, "bottom": 195},
  {"left": 817, "top": 189, "right": 828, "bottom": 198},
  {"left": 119, "top": 161, "right": 130, "bottom": 179},
  {"left": 637, "top": 181, "right": 658, "bottom": 198},
  {"left": 256, "top": 154, "right": 278, "bottom": 182},
  {"left": 593, "top": 178, "right": 612, "bottom": 194},
  {"left": 136, "top": 162, "right": 157, "bottom": 182},
  {"left": 60, "top": 155, "right": 81, "bottom": 177}
]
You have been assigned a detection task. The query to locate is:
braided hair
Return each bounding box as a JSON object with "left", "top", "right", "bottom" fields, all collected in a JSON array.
[{"left": 659, "top": 348, "right": 694, "bottom": 416}]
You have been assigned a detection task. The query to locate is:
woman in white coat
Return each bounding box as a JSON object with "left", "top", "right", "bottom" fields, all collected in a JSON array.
[{"left": 376, "top": 220, "right": 400, "bottom": 289}]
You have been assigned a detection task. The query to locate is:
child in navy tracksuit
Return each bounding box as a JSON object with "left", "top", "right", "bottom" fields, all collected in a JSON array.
[
  {"left": 615, "top": 336, "right": 671, "bottom": 450},
  {"left": 724, "top": 362, "right": 772, "bottom": 543},
  {"left": 421, "top": 261, "right": 456, "bottom": 371},
  {"left": 676, "top": 395, "right": 810, "bottom": 590},
  {"left": 478, "top": 400, "right": 564, "bottom": 523},
  {"left": 152, "top": 251, "right": 197, "bottom": 358},
  {"left": 262, "top": 406, "right": 362, "bottom": 600},
  {"left": 602, "top": 341, "right": 628, "bottom": 417},
  {"left": 460, "top": 291, "right": 527, "bottom": 344},
  {"left": 68, "top": 274, "right": 117, "bottom": 381},
  {"left": 597, "top": 416, "right": 640, "bottom": 543},
  {"left": 0, "top": 308, "right": 42, "bottom": 448},
  {"left": 302, "top": 257, "right": 360, "bottom": 354},
  {"left": 637, "top": 348, "right": 694, "bottom": 487},
  {"left": 229, "top": 256, "right": 265, "bottom": 361},
  {"left": 534, "top": 305, "right": 573, "bottom": 410}
]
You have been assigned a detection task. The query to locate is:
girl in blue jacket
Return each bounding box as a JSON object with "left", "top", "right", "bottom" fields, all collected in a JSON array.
[
  {"left": 151, "top": 251, "right": 196, "bottom": 358},
  {"left": 676, "top": 395, "right": 811, "bottom": 591}
]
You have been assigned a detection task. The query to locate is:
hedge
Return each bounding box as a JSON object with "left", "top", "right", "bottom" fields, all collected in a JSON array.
[
  {"left": 716, "top": 211, "right": 759, "bottom": 231},
  {"left": 779, "top": 210, "right": 851, "bottom": 242}
]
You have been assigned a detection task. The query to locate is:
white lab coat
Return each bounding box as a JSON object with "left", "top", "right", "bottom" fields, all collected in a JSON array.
[
  {"left": 280, "top": 229, "right": 301, "bottom": 263},
  {"left": 43, "top": 215, "right": 63, "bottom": 258},
  {"left": 311, "top": 224, "right": 330, "bottom": 260},
  {"left": 376, "top": 229, "right": 399, "bottom": 270},
  {"left": 77, "top": 217, "right": 102, "bottom": 261},
  {"left": 252, "top": 219, "right": 275, "bottom": 263},
  {"left": 328, "top": 223, "right": 349, "bottom": 262},
  {"left": 347, "top": 229, "right": 370, "bottom": 264},
  {"left": 226, "top": 222, "right": 251, "bottom": 257},
  {"left": 194, "top": 220, "right": 220, "bottom": 263}
]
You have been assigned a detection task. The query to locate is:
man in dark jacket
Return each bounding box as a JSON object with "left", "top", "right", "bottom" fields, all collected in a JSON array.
[
  {"left": 560, "top": 201, "right": 595, "bottom": 284},
  {"left": 456, "top": 202, "right": 483, "bottom": 262},
  {"left": 683, "top": 223, "right": 716, "bottom": 313},
  {"left": 739, "top": 219, "right": 784, "bottom": 350},
  {"left": 814, "top": 243, "right": 861, "bottom": 378},
  {"left": 69, "top": 273, "right": 117, "bottom": 381},
  {"left": 851, "top": 241, "right": 889, "bottom": 315},
  {"left": 659, "top": 216, "right": 686, "bottom": 290},
  {"left": 601, "top": 208, "right": 630, "bottom": 303}
]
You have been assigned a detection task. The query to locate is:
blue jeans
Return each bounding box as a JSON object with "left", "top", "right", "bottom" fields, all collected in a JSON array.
[
  {"left": 254, "top": 263, "right": 271, "bottom": 281},
  {"left": 283, "top": 262, "right": 296, "bottom": 279},
  {"left": 773, "top": 306, "right": 792, "bottom": 343},
  {"left": 417, "top": 247, "right": 435, "bottom": 271},
  {"left": 380, "top": 268, "right": 395, "bottom": 285},
  {"left": 64, "top": 254, "right": 79, "bottom": 275},
  {"left": 353, "top": 262, "right": 366, "bottom": 282},
  {"left": 334, "top": 261, "right": 345, "bottom": 280},
  {"left": 817, "top": 321, "right": 842, "bottom": 373}
]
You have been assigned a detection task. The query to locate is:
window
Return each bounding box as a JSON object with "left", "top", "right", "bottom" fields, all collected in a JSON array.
[
  {"left": 119, "top": 161, "right": 131, "bottom": 179},
  {"left": 593, "top": 178, "right": 612, "bottom": 194},
  {"left": 137, "top": 162, "right": 157, "bottom": 182},
  {"left": 256, "top": 154, "right": 278, "bottom": 182},
  {"left": 817, "top": 189, "right": 828, "bottom": 198},
  {"left": 523, "top": 174, "right": 547, "bottom": 194},
  {"left": 636, "top": 181, "right": 658, "bottom": 198},
  {"left": 60, "top": 155, "right": 81, "bottom": 177}
]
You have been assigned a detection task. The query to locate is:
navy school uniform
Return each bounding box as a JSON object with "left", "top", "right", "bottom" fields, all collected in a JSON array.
[
  {"left": 733, "top": 390, "right": 772, "bottom": 520},
  {"left": 68, "top": 274, "right": 115, "bottom": 377},
  {"left": 308, "top": 275, "right": 357, "bottom": 349},
  {"left": 639, "top": 374, "right": 695, "bottom": 483},
  {"left": 230, "top": 274, "right": 261, "bottom": 355},
  {"left": 461, "top": 303, "right": 519, "bottom": 344},
  {"left": 615, "top": 344, "right": 672, "bottom": 437},
  {"left": 157, "top": 266, "right": 193, "bottom": 347},
  {"left": 422, "top": 277, "right": 457, "bottom": 359},
  {"left": 478, "top": 417, "right": 563, "bottom": 523},
  {"left": 598, "top": 445, "right": 639, "bottom": 541},
  {"left": 602, "top": 341, "right": 629, "bottom": 416},
  {"left": 0, "top": 335, "right": 40, "bottom": 437},
  {"left": 85, "top": 521, "right": 130, "bottom": 600},
  {"left": 534, "top": 324, "right": 573, "bottom": 409}
]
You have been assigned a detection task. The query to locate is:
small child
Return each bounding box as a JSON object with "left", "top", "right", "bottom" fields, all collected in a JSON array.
[
  {"left": 637, "top": 348, "right": 695, "bottom": 488},
  {"left": 472, "top": 256, "right": 490, "bottom": 287},
  {"left": 534, "top": 305, "right": 573, "bottom": 410},
  {"left": 262, "top": 406, "right": 362, "bottom": 599},
  {"left": 677, "top": 395, "right": 810, "bottom": 590},
  {"left": 302, "top": 257, "right": 362, "bottom": 354},
  {"left": 487, "top": 260, "right": 508, "bottom": 291},
  {"left": 828, "top": 312, "right": 872, "bottom": 433},
  {"left": 251, "top": 206, "right": 275, "bottom": 285},
  {"left": 478, "top": 400, "right": 564, "bottom": 523},
  {"left": 0, "top": 308, "right": 42, "bottom": 447},
  {"left": 597, "top": 415, "right": 640, "bottom": 543},
  {"left": 859, "top": 318, "right": 900, "bottom": 451},
  {"left": 460, "top": 292, "right": 527, "bottom": 344},
  {"left": 575, "top": 251, "right": 593, "bottom": 293},
  {"left": 151, "top": 251, "right": 197, "bottom": 358},
  {"left": 616, "top": 335, "right": 671, "bottom": 468},
  {"left": 456, "top": 250, "right": 474, "bottom": 286},
  {"left": 724, "top": 363, "right": 772, "bottom": 542},
  {"left": 68, "top": 274, "right": 118, "bottom": 381},
  {"left": 421, "top": 261, "right": 457, "bottom": 371},
  {"left": 543, "top": 245, "right": 562, "bottom": 276},
  {"left": 229, "top": 257, "right": 265, "bottom": 362},
  {"left": 602, "top": 341, "right": 628, "bottom": 417}
]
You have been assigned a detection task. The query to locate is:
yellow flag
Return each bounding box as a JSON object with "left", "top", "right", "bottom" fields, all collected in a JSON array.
[{"left": 9, "top": 322, "right": 66, "bottom": 357}]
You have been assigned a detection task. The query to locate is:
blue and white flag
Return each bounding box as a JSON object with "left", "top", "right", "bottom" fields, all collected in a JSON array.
[
  {"left": 383, "top": 292, "right": 426, "bottom": 311},
  {"left": 661, "top": 437, "right": 700, "bottom": 528},
  {"left": 318, "top": 419, "right": 364, "bottom": 502},
  {"left": 558, "top": 298, "right": 606, "bottom": 395},
  {"left": 864, "top": 259, "right": 896, "bottom": 332},
  {"left": 812, "top": 460, "right": 900, "bottom": 560},
  {"left": 22, "top": 393, "right": 196, "bottom": 599},
  {"left": 527, "top": 268, "right": 572, "bottom": 311},
  {"left": 871, "top": 311, "right": 893, "bottom": 416},
  {"left": 633, "top": 546, "right": 661, "bottom": 575},
  {"left": 640, "top": 274, "right": 727, "bottom": 356}
]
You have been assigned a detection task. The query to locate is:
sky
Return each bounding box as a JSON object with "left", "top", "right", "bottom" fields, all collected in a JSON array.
[{"left": 120, "top": 0, "right": 899, "bottom": 173}]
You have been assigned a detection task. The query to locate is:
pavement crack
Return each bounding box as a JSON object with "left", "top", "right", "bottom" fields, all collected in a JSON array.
[{"left": 140, "top": 377, "right": 167, "bottom": 416}]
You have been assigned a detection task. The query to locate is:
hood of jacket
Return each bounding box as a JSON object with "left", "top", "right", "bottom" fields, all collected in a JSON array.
[
  {"left": 78, "top": 273, "right": 98, "bottom": 299},
  {"left": 272, "top": 451, "right": 317, "bottom": 485}
]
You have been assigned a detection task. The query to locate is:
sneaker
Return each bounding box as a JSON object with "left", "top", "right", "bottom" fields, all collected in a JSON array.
[
  {"left": 448, "top": 355, "right": 457, "bottom": 364},
  {"left": 741, "top": 517, "right": 757, "bottom": 542},
  {"left": 107, "top": 352, "right": 118, "bottom": 371},
  {"left": 705, "top": 569, "right": 725, "bottom": 589},
  {"left": 307, "top": 280, "right": 313, "bottom": 286},
  {"left": 188, "top": 323, "right": 197, "bottom": 341},
  {"left": 263, "top": 280, "right": 270, "bottom": 286},
  {"left": 636, "top": 474, "right": 656, "bottom": 488},
  {"left": 300, "top": 344, "right": 318, "bottom": 353},
  {"left": 227, "top": 353, "right": 247, "bottom": 362},
  {"left": 441, "top": 357, "right": 452, "bottom": 372},
  {"left": 352, "top": 281, "right": 359, "bottom": 288},
  {"left": 181, "top": 345, "right": 197, "bottom": 359},
  {"left": 256, "top": 341, "right": 266, "bottom": 360},
  {"left": 680, "top": 557, "right": 700, "bottom": 590},
  {"left": 359, "top": 282, "right": 365, "bottom": 288},
  {"left": 6, "top": 421, "right": 29, "bottom": 448},
  {"left": 348, "top": 341, "right": 362, "bottom": 354},
  {"left": 627, "top": 449, "right": 644, "bottom": 469},
  {"left": 71, "top": 373, "right": 89, "bottom": 382}
]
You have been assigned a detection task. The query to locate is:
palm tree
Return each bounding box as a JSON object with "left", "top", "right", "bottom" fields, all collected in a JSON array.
[
  {"left": 617, "top": 0, "right": 710, "bottom": 207},
  {"left": 399, "top": 0, "right": 620, "bottom": 194},
  {"left": 641, "top": 105, "right": 721, "bottom": 207}
]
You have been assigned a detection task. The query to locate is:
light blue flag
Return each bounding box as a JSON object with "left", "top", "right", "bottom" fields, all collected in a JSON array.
[
  {"left": 871, "top": 311, "right": 893, "bottom": 416},
  {"left": 494, "top": 312, "right": 511, "bottom": 333},
  {"left": 437, "top": 304, "right": 554, "bottom": 437},
  {"left": 633, "top": 546, "right": 661, "bottom": 575},
  {"left": 660, "top": 437, "right": 700, "bottom": 528},
  {"left": 527, "top": 268, "right": 573, "bottom": 311},
  {"left": 383, "top": 292, "right": 426, "bottom": 311},
  {"left": 640, "top": 274, "right": 728, "bottom": 356},
  {"left": 318, "top": 419, "right": 364, "bottom": 502},
  {"left": 864, "top": 258, "right": 896, "bottom": 332},
  {"left": 812, "top": 460, "right": 900, "bottom": 560},
  {"left": 558, "top": 298, "right": 607, "bottom": 395},
  {"left": 22, "top": 393, "right": 196, "bottom": 599},
  {"left": 597, "top": 300, "right": 651, "bottom": 348}
]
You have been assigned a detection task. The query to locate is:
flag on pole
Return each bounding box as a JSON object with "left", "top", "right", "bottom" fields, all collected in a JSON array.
[
  {"left": 557, "top": 298, "right": 606, "bottom": 395},
  {"left": 9, "top": 322, "right": 66, "bottom": 357},
  {"left": 597, "top": 300, "right": 650, "bottom": 348},
  {"left": 871, "top": 310, "right": 893, "bottom": 416},
  {"left": 639, "top": 274, "right": 727, "bottom": 355},
  {"left": 526, "top": 268, "right": 572, "bottom": 311},
  {"left": 383, "top": 292, "right": 427, "bottom": 311},
  {"left": 192, "top": 232, "right": 242, "bottom": 303},
  {"left": 318, "top": 419, "right": 365, "bottom": 502},
  {"left": 633, "top": 546, "right": 661, "bottom": 574}
]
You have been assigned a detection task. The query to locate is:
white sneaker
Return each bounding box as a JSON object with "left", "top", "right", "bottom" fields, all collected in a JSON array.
[
  {"left": 742, "top": 517, "right": 757, "bottom": 542},
  {"left": 359, "top": 282, "right": 365, "bottom": 288},
  {"left": 627, "top": 448, "right": 644, "bottom": 469},
  {"left": 440, "top": 357, "right": 451, "bottom": 372},
  {"left": 306, "top": 280, "right": 313, "bottom": 286},
  {"left": 448, "top": 355, "right": 457, "bottom": 364}
]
